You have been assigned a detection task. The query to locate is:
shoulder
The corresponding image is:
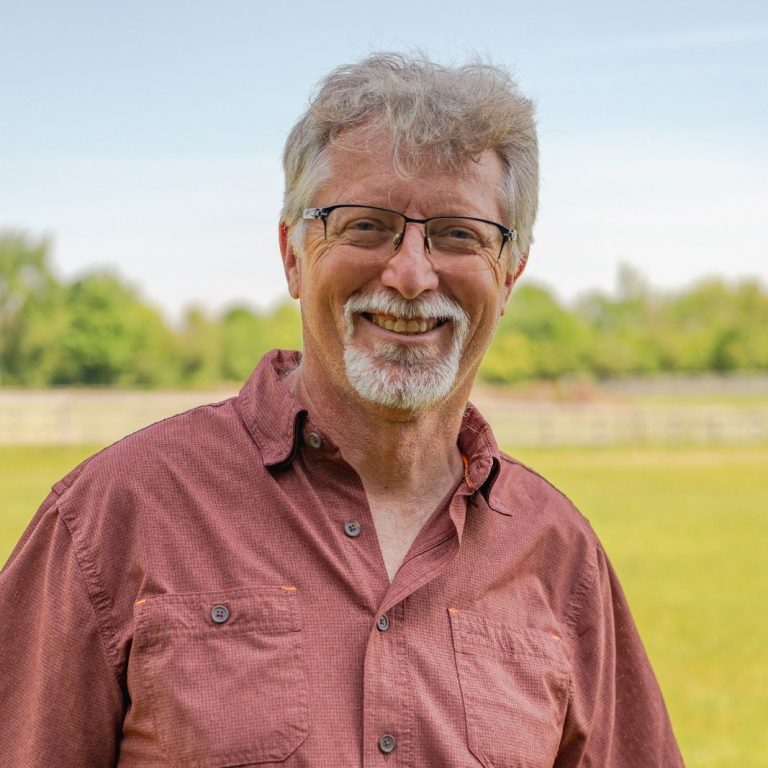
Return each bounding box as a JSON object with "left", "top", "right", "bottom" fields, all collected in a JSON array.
[
  {"left": 484, "top": 452, "right": 605, "bottom": 630},
  {"left": 54, "top": 395, "right": 244, "bottom": 500},
  {"left": 46, "top": 395, "right": 259, "bottom": 562},
  {"left": 488, "top": 451, "right": 595, "bottom": 538},
  {"left": 31, "top": 394, "right": 260, "bottom": 633}
]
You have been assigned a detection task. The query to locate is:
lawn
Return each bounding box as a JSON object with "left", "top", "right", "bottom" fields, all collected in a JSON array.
[
  {"left": 513, "top": 445, "right": 768, "bottom": 768},
  {"left": 2, "top": 443, "right": 766, "bottom": 766},
  {"left": 0, "top": 444, "right": 103, "bottom": 558}
]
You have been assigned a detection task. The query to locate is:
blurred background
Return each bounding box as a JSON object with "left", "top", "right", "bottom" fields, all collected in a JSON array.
[{"left": 1, "top": 1, "right": 767, "bottom": 765}]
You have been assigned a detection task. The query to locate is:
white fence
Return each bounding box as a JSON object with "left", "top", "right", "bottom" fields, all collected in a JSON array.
[
  {"left": 0, "top": 389, "right": 234, "bottom": 446},
  {"left": 474, "top": 394, "right": 768, "bottom": 447},
  {"left": 1, "top": 387, "right": 767, "bottom": 447}
]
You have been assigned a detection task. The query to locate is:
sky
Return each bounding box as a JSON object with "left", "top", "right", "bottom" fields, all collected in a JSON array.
[{"left": 1, "top": 0, "right": 766, "bottom": 320}]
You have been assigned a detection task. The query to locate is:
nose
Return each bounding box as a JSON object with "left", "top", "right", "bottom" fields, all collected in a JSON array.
[{"left": 380, "top": 223, "right": 439, "bottom": 299}]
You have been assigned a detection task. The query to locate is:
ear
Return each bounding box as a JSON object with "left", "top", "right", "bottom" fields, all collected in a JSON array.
[
  {"left": 279, "top": 222, "right": 301, "bottom": 299},
  {"left": 499, "top": 250, "right": 528, "bottom": 317}
]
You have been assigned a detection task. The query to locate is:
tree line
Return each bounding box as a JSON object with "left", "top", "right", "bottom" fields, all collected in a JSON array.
[{"left": 1, "top": 231, "right": 766, "bottom": 387}]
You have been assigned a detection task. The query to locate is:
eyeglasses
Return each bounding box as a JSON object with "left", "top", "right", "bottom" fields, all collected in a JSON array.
[{"left": 302, "top": 204, "right": 516, "bottom": 266}]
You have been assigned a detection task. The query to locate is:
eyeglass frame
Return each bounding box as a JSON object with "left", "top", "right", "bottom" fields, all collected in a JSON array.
[{"left": 302, "top": 204, "right": 517, "bottom": 260}]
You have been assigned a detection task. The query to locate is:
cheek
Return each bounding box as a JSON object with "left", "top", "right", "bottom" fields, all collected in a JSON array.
[
  {"left": 298, "top": 272, "right": 350, "bottom": 344},
  {"left": 462, "top": 283, "right": 507, "bottom": 347}
]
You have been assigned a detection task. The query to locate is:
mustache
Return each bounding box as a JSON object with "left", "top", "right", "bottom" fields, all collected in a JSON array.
[{"left": 343, "top": 291, "right": 468, "bottom": 325}]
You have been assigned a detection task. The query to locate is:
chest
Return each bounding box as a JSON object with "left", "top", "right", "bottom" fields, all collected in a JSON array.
[
  {"left": 117, "top": 461, "right": 573, "bottom": 767},
  {"left": 366, "top": 496, "right": 439, "bottom": 581},
  {"left": 122, "top": 515, "right": 570, "bottom": 768}
]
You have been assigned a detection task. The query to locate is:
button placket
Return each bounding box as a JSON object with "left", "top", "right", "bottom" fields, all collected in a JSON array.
[{"left": 362, "top": 601, "right": 413, "bottom": 766}]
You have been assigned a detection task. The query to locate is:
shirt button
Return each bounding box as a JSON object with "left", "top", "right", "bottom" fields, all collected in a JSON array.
[
  {"left": 378, "top": 733, "right": 397, "bottom": 754},
  {"left": 344, "top": 520, "right": 362, "bottom": 538},
  {"left": 376, "top": 614, "right": 390, "bottom": 631},
  {"left": 210, "top": 604, "right": 230, "bottom": 624},
  {"left": 307, "top": 432, "right": 323, "bottom": 449}
]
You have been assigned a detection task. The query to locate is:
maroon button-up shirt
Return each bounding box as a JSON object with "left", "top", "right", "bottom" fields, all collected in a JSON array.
[{"left": 0, "top": 350, "right": 684, "bottom": 767}]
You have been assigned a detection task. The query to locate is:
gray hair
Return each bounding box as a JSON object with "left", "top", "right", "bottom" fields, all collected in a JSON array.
[{"left": 281, "top": 52, "right": 539, "bottom": 267}]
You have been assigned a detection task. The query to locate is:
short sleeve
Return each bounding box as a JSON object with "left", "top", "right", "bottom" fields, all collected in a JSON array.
[
  {"left": 555, "top": 546, "right": 685, "bottom": 767},
  {"left": 0, "top": 492, "right": 124, "bottom": 767}
]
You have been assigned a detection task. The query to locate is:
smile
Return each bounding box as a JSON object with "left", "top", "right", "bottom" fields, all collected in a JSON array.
[{"left": 363, "top": 313, "right": 446, "bottom": 335}]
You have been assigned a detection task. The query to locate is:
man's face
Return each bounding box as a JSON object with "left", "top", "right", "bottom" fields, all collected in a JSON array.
[{"left": 281, "top": 135, "right": 519, "bottom": 412}]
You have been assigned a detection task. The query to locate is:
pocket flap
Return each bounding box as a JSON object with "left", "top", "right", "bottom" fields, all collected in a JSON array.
[
  {"left": 135, "top": 586, "right": 300, "bottom": 642},
  {"left": 450, "top": 608, "right": 568, "bottom": 667}
]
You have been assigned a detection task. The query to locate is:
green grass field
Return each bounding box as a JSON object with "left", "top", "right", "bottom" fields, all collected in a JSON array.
[
  {"left": 2, "top": 443, "right": 766, "bottom": 767},
  {"left": 514, "top": 446, "right": 768, "bottom": 768}
]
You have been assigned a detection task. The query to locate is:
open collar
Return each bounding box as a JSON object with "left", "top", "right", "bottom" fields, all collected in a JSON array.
[{"left": 236, "top": 350, "right": 504, "bottom": 503}]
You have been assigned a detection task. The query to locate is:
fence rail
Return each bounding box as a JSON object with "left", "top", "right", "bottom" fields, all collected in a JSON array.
[{"left": 1, "top": 387, "right": 767, "bottom": 447}]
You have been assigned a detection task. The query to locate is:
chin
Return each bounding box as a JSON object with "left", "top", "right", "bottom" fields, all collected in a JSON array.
[{"left": 343, "top": 341, "right": 461, "bottom": 410}]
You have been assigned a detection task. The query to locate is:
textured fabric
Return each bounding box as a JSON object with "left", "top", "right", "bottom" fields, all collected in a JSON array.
[{"left": 0, "top": 349, "right": 684, "bottom": 767}]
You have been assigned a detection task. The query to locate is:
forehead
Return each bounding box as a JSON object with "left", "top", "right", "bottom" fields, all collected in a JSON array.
[{"left": 319, "top": 134, "right": 504, "bottom": 217}]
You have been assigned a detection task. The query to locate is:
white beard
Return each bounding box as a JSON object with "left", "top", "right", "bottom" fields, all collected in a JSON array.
[{"left": 342, "top": 292, "right": 470, "bottom": 410}]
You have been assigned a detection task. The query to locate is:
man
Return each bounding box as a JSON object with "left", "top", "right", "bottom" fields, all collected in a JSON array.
[{"left": 0, "top": 53, "right": 683, "bottom": 766}]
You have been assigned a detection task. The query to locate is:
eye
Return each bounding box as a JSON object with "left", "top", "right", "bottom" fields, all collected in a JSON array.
[
  {"left": 429, "top": 219, "right": 486, "bottom": 251},
  {"left": 326, "top": 207, "right": 401, "bottom": 249},
  {"left": 443, "top": 226, "right": 480, "bottom": 241},
  {"left": 345, "top": 216, "right": 389, "bottom": 233},
  {"left": 431, "top": 220, "right": 482, "bottom": 241}
]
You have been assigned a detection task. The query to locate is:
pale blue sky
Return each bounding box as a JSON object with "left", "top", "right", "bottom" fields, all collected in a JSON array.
[{"left": 2, "top": 0, "right": 766, "bottom": 319}]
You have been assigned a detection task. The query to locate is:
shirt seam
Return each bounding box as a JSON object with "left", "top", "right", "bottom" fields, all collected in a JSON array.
[
  {"left": 562, "top": 541, "right": 600, "bottom": 641},
  {"left": 55, "top": 505, "right": 124, "bottom": 686}
]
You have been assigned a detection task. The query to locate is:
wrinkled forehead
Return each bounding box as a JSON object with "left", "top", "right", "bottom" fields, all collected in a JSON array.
[
  {"left": 320, "top": 129, "right": 505, "bottom": 215},
  {"left": 327, "top": 124, "right": 498, "bottom": 180}
]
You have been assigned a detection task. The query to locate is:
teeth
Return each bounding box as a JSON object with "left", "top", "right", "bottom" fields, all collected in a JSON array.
[{"left": 368, "top": 313, "right": 439, "bottom": 334}]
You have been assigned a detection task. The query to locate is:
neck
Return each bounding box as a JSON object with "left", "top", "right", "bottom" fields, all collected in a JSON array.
[{"left": 283, "top": 354, "right": 470, "bottom": 495}]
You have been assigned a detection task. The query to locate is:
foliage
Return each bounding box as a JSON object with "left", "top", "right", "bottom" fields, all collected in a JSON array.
[
  {"left": 483, "top": 265, "right": 768, "bottom": 382},
  {"left": 55, "top": 273, "right": 178, "bottom": 386},
  {"left": 0, "top": 232, "right": 60, "bottom": 385},
  {"left": 1, "top": 231, "right": 767, "bottom": 387},
  {"left": 0, "top": 231, "right": 303, "bottom": 387}
]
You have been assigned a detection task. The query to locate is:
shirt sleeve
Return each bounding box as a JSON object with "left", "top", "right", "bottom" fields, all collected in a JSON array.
[
  {"left": 555, "top": 545, "right": 685, "bottom": 767},
  {"left": 0, "top": 490, "right": 124, "bottom": 767}
]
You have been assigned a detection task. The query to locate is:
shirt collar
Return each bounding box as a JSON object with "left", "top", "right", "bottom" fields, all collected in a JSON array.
[
  {"left": 235, "top": 349, "right": 306, "bottom": 468},
  {"left": 456, "top": 402, "right": 502, "bottom": 496},
  {"left": 236, "top": 350, "right": 503, "bottom": 495}
]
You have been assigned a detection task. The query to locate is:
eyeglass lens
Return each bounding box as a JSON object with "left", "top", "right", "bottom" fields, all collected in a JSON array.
[{"left": 324, "top": 206, "right": 505, "bottom": 267}]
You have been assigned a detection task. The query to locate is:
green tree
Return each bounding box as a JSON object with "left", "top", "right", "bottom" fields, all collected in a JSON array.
[
  {"left": 219, "top": 306, "right": 266, "bottom": 382},
  {"left": 0, "top": 231, "right": 60, "bottom": 384},
  {"left": 659, "top": 278, "right": 768, "bottom": 372},
  {"left": 219, "top": 300, "right": 302, "bottom": 382},
  {"left": 575, "top": 266, "right": 663, "bottom": 376},
  {"left": 482, "top": 283, "right": 591, "bottom": 382},
  {"left": 264, "top": 300, "right": 302, "bottom": 353},
  {"left": 52, "top": 272, "right": 178, "bottom": 386},
  {"left": 479, "top": 330, "right": 537, "bottom": 382},
  {"left": 177, "top": 306, "right": 222, "bottom": 386}
]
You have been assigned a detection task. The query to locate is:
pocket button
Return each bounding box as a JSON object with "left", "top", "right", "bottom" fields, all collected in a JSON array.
[
  {"left": 210, "top": 604, "right": 230, "bottom": 624},
  {"left": 378, "top": 733, "right": 397, "bottom": 754}
]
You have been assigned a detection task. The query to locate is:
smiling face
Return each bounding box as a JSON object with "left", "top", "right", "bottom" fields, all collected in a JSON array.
[{"left": 280, "top": 134, "right": 520, "bottom": 414}]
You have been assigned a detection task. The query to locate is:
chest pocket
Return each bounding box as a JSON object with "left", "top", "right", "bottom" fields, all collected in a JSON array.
[
  {"left": 449, "top": 609, "right": 570, "bottom": 768},
  {"left": 133, "top": 587, "right": 309, "bottom": 767}
]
